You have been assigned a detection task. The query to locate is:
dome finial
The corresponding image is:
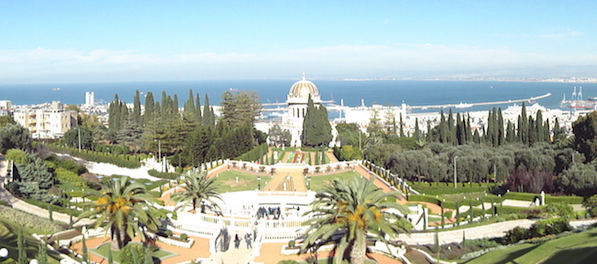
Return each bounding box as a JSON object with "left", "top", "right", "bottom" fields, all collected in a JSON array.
[{"left": 302, "top": 72, "right": 306, "bottom": 81}]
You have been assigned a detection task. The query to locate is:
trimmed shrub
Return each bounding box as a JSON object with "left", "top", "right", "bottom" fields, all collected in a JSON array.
[
  {"left": 544, "top": 202, "right": 574, "bottom": 218},
  {"left": 180, "top": 233, "right": 188, "bottom": 241},
  {"left": 147, "top": 169, "right": 180, "bottom": 180}
]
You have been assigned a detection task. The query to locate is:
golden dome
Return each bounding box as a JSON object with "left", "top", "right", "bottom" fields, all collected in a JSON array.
[{"left": 288, "top": 73, "right": 319, "bottom": 99}]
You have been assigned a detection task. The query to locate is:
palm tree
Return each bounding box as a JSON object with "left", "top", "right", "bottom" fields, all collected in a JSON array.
[
  {"left": 80, "top": 176, "right": 160, "bottom": 250},
  {"left": 171, "top": 171, "right": 223, "bottom": 214},
  {"left": 300, "top": 175, "right": 411, "bottom": 264}
]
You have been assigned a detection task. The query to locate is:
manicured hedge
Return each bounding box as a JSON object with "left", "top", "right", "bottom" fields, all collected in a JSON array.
[
  {"left": 236, "top": 143, "right": 268, "bottom": 162},
  {"left": 408, "top": 194, "right": 441, "bottom": 206},
  {"left": 24, "top": 199, "right": 82, "bottom": 217},
  {"left": 148, "top": 169, "right": 180, "bottom": 180},
  {"left": 503, "top": 192, "right": 541, "bottom": 201},
  {"left": 545, "top": 195, "right": 583, "bottom": 204},
  {"left": 503, "top": 192, "right": 583, "bottom": 204},
  {"left": 49, "top": 145, "right": 142, "bottom": 168}
]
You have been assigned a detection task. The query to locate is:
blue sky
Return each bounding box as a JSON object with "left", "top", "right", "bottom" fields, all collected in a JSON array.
[{"left": 1, "top": 1, "right": 596, "bottom": 83}]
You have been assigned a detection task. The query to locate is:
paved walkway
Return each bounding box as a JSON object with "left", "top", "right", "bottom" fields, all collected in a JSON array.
[{"left": 264, "top": 168, "right": 307, "bottom": 192}]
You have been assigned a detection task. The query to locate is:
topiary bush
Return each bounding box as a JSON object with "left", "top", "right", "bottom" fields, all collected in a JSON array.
[{"left": 180, "top": 233, "right": 188, "bottom": 241}]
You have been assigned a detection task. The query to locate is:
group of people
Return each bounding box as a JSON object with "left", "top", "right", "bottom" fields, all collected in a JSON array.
[
  {"left": 233, "top": 232, "right": 253, "bottom": 249},
  {"left": 256, "top": 206, "right": 282, "bottom": 220}
]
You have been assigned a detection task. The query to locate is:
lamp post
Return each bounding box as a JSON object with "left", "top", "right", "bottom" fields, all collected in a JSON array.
[
  {"left": 453, "top": 156, "right": 459, "bottom": 188},
  {"left": 257, "top": 176, "right": 261, "bottom": 191},
  {"left": 0, "top": 248, "right": 8, "bottom": 259}
]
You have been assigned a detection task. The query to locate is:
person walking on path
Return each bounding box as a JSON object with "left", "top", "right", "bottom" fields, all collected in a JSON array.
[
  {"left": 234, "top": 233, "right": 241, "bottom": 249},
  {"left": 245, "top": 233, "right": 252, "bottom": 249}
]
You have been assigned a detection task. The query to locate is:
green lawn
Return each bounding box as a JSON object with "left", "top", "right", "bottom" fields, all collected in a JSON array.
[
  {"left": 212, "top": 170, "right": 273, "bottom": 192},
  {"left": 91, "top": 242, "right": 177, "bottom": 263},
  {"left": 464, "top": 228, "right": 597, "bottom": 264},
  {"left": 306, "top": 171, "right": 361, "bottom": 191}
]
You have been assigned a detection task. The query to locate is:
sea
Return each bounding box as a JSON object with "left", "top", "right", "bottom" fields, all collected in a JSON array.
[{"left": 0, "top": 80, "right": 594, "bottom": 113}]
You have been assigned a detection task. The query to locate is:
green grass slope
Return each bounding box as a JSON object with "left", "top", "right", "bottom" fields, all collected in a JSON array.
[
  {"left": 465, "top": 228, "right": 597, "bottom": 264},
  {"left": 0, "top": 218, "right": 61, "bottom": 263}
]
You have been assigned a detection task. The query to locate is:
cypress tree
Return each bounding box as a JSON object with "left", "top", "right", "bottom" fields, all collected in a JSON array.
[
  {"left": 553, "top": 118, "right": 562, "bottom": 142},
  {"left": 457, "top": 113, "right": 466, "bottom": 145},
  {"left": 143, "top": 92, "right": 155, "bottom": 124},
  {"left": 183, "top": 89, "right": 196, "bottom": 120},
  {"left": 195, "top": 93, "right": 203, "bottom": 124},
  {"left": 37, "top": 242, "right": 48, "bottom": 264},
  {"left": 518, "top": 102, "right": 528, "bottom": 144},
  {"left": 497, "top": 108, "right": 504, "bottom": 146},
  {"left": 439, "top": 110, "right": 447, "bottom": 143},
  {"left": 535, "top": 110, "right": 544, "bottom": 142},
  {"left": 81, "top": 234, "right": 88, "bottom": 263},
  {"left": 399, "top": 113, "right": 404, "bottom": 137},
  {"left": 528, "top": 116, "right": 537, "bottom": 144},
  {"left": 203, "top": 94, "right": 215, "bottom": 127},
  {"left": 414, "top": 118, "right": 421, "bottom": 141},
  {"left": 18, "top": 229, "right": 26, "bottom": 264},
  {"left": 473, "top": 129, "right": 481, "bottom": 144},
  {"left": 448, "top": 108, "right": 456, "bottom": 145},
  {"left": 465, "top": 115, "right": 473, "bottom": 143},
  {"left": 506, "top": 120, "right": 515, "bottom": 143},
  {"left": 173, "top": 94, "right": 179, "bottom": 118},
  {"left": 133, "top": 90, "right": 141, "bottom": 124}
]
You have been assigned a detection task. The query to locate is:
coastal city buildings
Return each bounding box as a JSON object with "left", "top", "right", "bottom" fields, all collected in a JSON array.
[{"left": 13, "top": 101, "right": 78, "bottom": 139}]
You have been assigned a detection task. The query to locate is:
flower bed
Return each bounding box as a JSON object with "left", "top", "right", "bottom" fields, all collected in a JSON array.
[{"left": 158, "top": 235, "right": 195, "bottom": 248}]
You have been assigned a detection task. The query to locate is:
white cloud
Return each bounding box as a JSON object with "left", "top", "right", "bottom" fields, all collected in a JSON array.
[{"left": 0, "top": 43, "right": 595, "bottom": 83}]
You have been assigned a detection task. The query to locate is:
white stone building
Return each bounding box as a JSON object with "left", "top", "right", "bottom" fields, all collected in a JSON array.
[
  {"left": 280, "top": 74, "right": 323, "bottom": 147},
  {"left": 13, "top": 101, "right": 78, "bottom": 139}
]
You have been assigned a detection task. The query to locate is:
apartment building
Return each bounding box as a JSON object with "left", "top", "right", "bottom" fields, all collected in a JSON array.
[{"left": 14, "top": 101, "right": 78, "bottom": 139}]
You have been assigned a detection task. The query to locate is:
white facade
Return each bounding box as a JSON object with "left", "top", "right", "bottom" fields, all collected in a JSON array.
[
  {"left": 14, "top": 102, "right": 77, "bottom": 139},
  {"left": 85, "top": 92, "right": 95, "bottom": 106},
  {"left": 280, "top": 74, "right": 322, "bottom": 147}
]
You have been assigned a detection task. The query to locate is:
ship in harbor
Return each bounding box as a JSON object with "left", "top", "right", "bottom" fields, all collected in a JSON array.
[{"left": 560, "top": 86, "right": 596, "bottom": 110}]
